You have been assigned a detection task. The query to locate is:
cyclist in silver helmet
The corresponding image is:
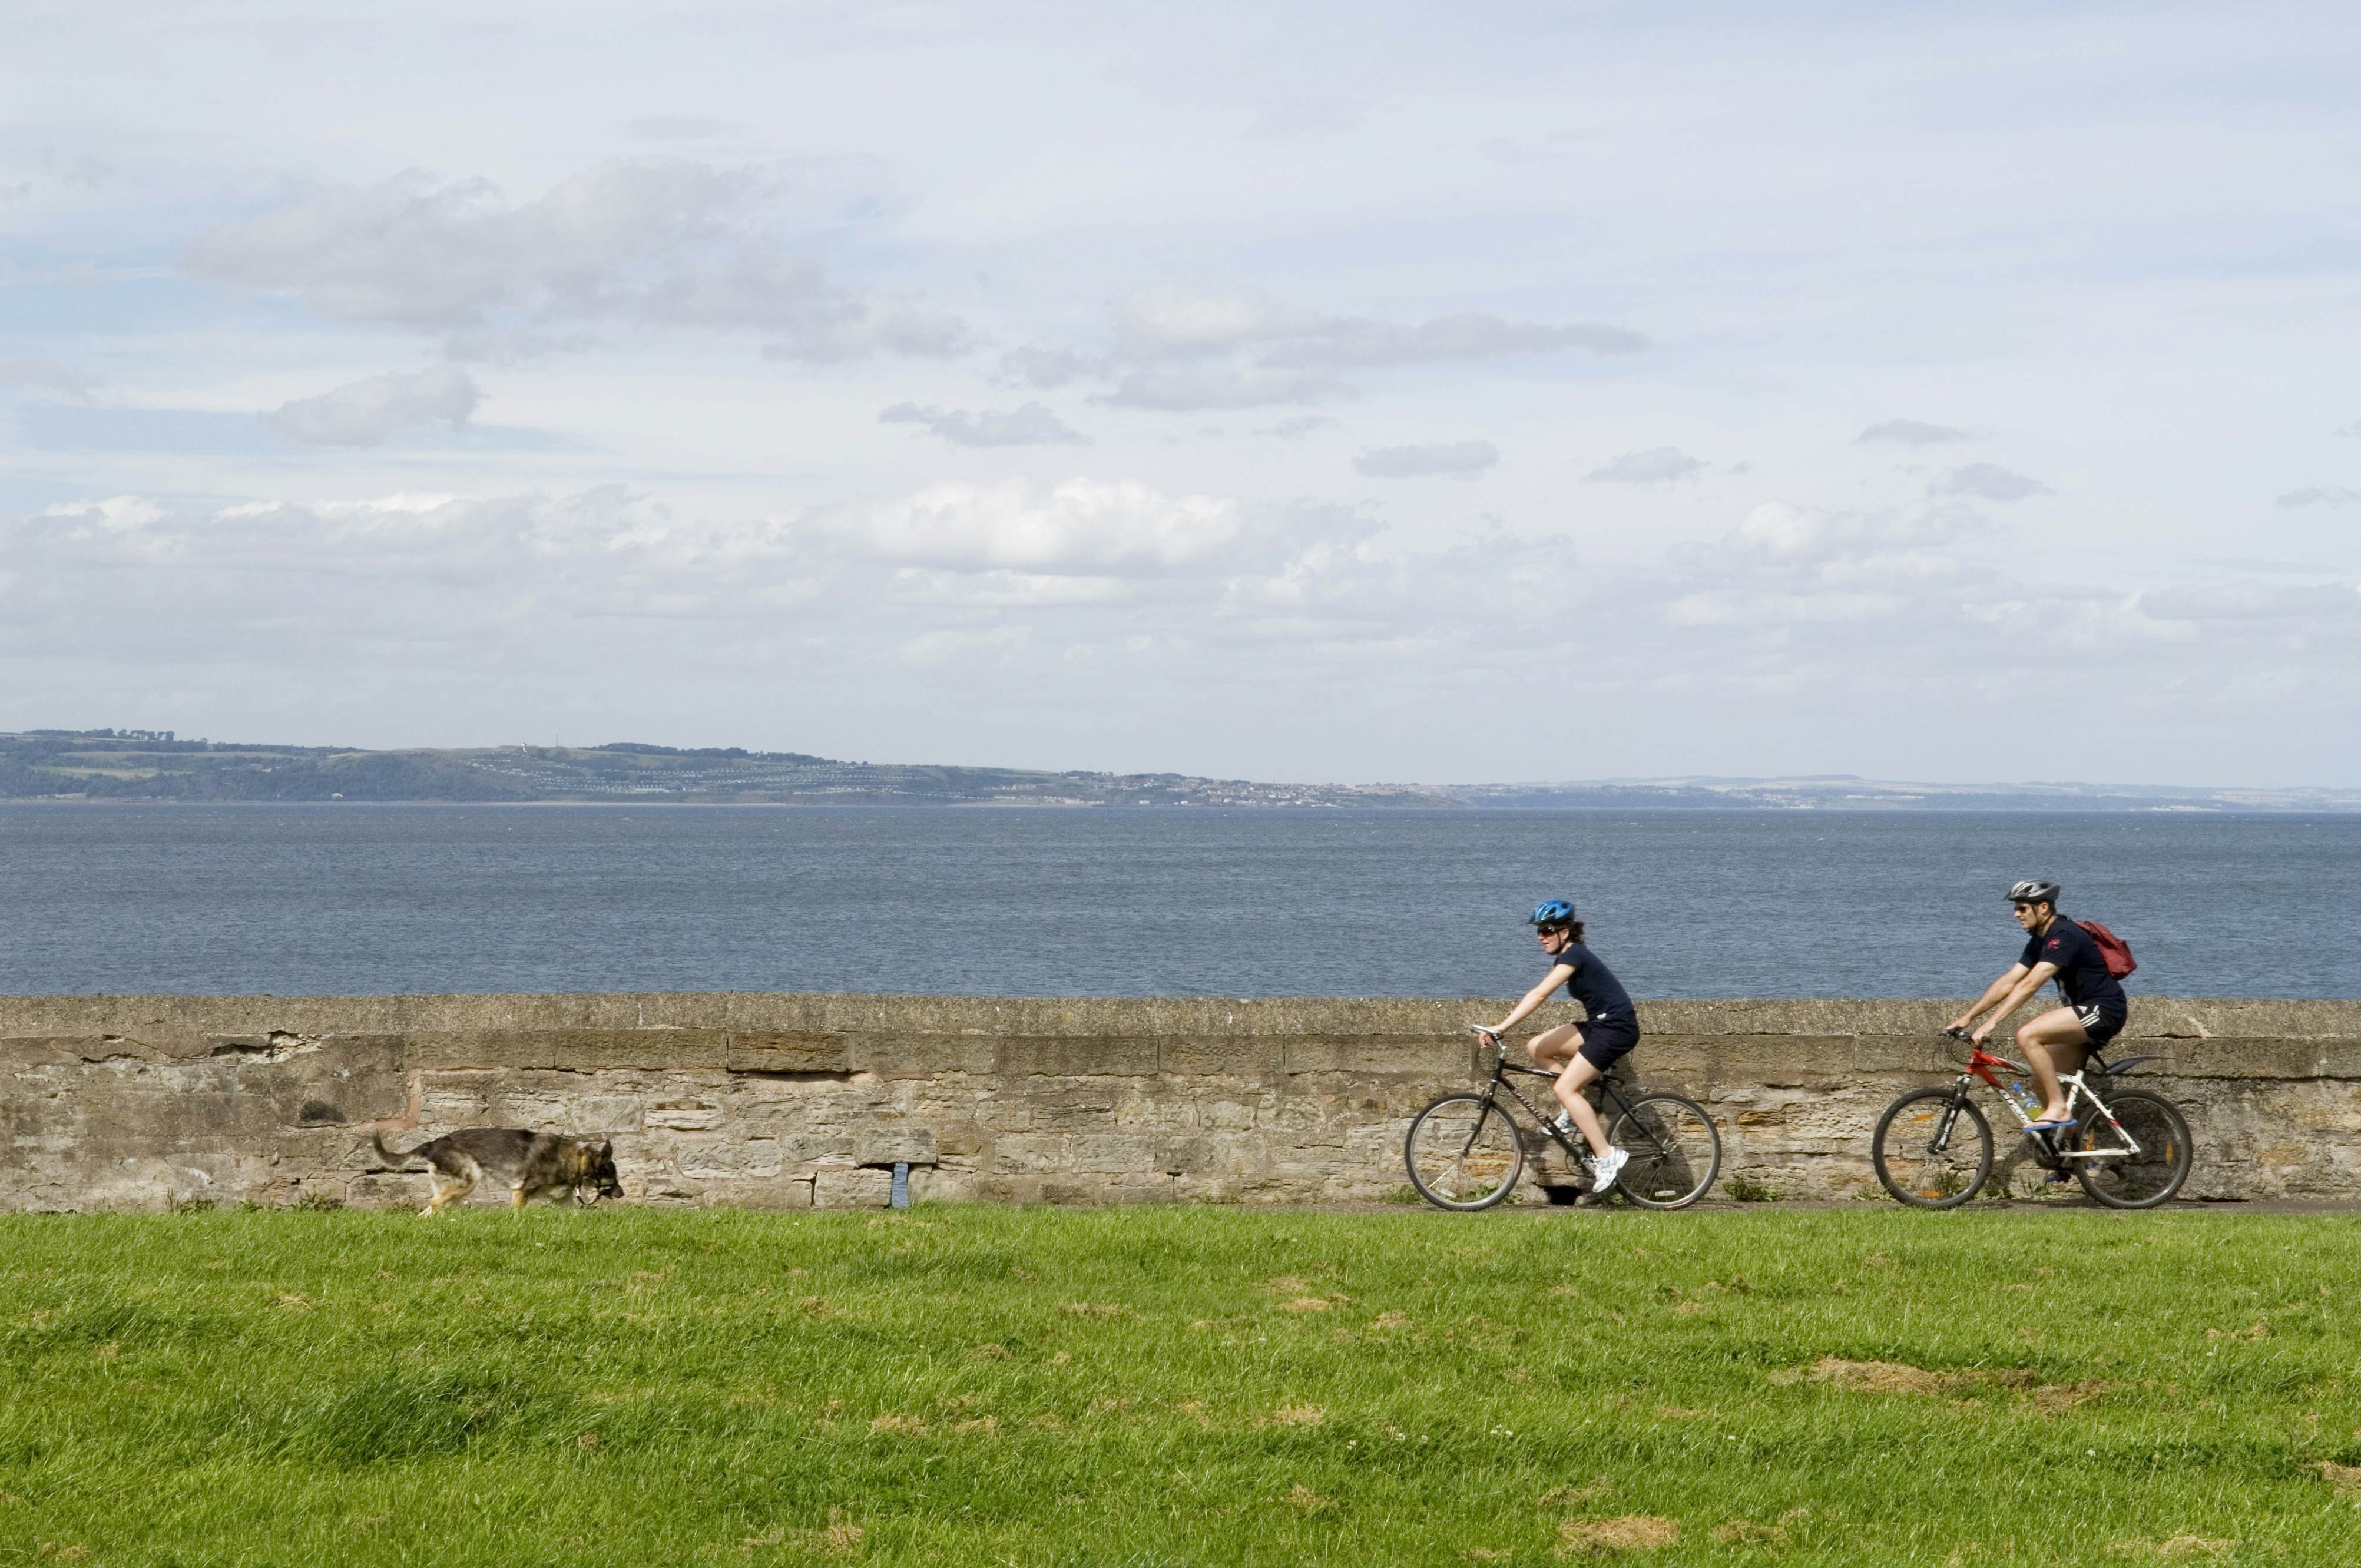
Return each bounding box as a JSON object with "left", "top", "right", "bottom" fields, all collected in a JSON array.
[
  {"left": 1948, "top": 879, "right": 2130, "bottom": 1131},
  {"left": 1476, "top": 899, "right": 1640, "bottom": 1193}
]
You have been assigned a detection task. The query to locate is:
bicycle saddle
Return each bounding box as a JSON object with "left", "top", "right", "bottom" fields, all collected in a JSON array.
[{"left": 2088, "top": 1053, "right": 2161, "bottom": 1075}]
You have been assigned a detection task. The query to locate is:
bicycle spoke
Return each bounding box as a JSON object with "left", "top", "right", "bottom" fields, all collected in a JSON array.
[
  {"left": 1872, "top": 1089, "right": 1991, "bottom": 1209},
  {"left": 2074, "top": 1090, "right": 2192, "bottom": 1208},
  {"left": 1607, "top": 1093, "right": 1721, "bottom": 1209},
  {"left": 1405, "top": 1095, "right": 1524, "bottom": 1210}
]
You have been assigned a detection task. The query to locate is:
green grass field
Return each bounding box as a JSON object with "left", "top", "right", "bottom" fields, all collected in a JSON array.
[{"left": 4, "top": 1205, "right": 2357, "bottom": 1566}]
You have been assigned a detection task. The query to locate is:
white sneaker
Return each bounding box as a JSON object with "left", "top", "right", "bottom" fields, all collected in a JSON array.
[
  {"left": 1548, "top": 1111, "right": 1576, "bottom": 1138},
  {"left": 1590, "top": 1146, "right": 1629, "bottom": 1194}
]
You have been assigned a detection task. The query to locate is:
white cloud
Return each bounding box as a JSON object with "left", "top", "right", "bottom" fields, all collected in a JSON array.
[
  {"left": 2138, "top": 581, "right": 2361, "bottom": 624},
  {"left": 1478, "top": 130, "right": 1597, "bottom": 167},
  {"left": 1267, "top": 313, "right": 1647, "bottom": 370},
  {"left": 898, "top": 625, "right": 1031, "bottom": 666},
  {"left": 184, "top": 159, "right": 969, "bottom": 363},
  {"left": 998, "top": 346, "right": 1101, "bottom": 389},
  {"left": 1100, "top": 363, "right": 1347, "bottom": 412},
  {"left": 1586, "top": 447, "right": 1705, "bottom": 484},
  {"left": 0, "top": 359, "right": 98, "bottom": 400},
  {"left": 1929, "top": 463, "right": 2052, "bottom": 502},
  {"left": 1354, "top": 440, "right": 1498, "bottom": 479},
  {"left": 264, "top": 367, "right": 481, "bottom": 446},
  {"left": 2336, "top": 421, "right": 2361, "bottom": 438},
  {"left": 628, "top": 116, "right": 740, "bottom": 142},
  {"left": 886, "top": 568, "right": 1127, "bottom": 606},
  {"left": 1641, "top": 500, "right": 1992, "bottom": 633},
  {"left": 858, "top": 478, "right": 1246, "bottom": 574},
  {"left": 879, "top": 401, "right": 1085, "bottom": 447},
  {"left": 1084, "top": 290, "right": 1646, "bottom": 410},
  {"left": 1114, "top": 289, "right": 1312, "bottom": 359},
  {"left": 1260, "top": 415, "right": 1339, "bottom": 439},
  {"left": 2277, "top": 486, "right": 2361, "bottom": 509},
  {"left": 1111, "top": 291, "right": 1644, "bottom": 369},
  {"left": 1856, "top": 419, "right": 1971, "bottom": 445}
]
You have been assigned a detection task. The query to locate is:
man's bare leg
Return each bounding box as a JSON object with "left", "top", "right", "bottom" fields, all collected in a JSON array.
[{"left": 2016, "top": 1006, "right": 2091, "bottom": 1122}]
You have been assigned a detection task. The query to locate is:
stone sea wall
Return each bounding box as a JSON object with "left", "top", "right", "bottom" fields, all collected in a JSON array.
[{"left": 4, "top": 993, "right": 2358, "bottom": 1211}]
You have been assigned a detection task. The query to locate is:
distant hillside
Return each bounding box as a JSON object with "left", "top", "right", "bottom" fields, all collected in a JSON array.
[
  {"left": 3, "top": 731, "right": 2353, "bottom": 810},
  {"left": 0, "top": 731, "right": 1436, "bottom": 808},
  {"left": 1438, "top": 775, "right": 2361, "bottom": 813}
]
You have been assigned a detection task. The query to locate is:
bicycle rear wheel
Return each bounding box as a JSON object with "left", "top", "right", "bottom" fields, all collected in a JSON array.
[
  {"left": 1872, "top": 1088, "right": 1992, "bottom": 1209},
  {"left": 1608, "top": 1092, "right": 1721, "bottom": 1209},
  {"left": 1404, "top": 1093, "right": 1525, "bottom": 1211},
  {"left": 2074, "top": 1089, "right": 2191, "bottom": 1209}
]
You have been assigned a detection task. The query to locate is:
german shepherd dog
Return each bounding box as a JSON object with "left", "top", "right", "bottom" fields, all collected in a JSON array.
[{"left": 372, "top": 1129, "right": 623, "bottom": 1215}]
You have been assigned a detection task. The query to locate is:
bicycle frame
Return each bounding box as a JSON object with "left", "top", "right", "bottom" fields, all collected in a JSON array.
[
  {"left": 1956, "top": 1046, "right": 2140, "bottom": 1162},
  {"left": 1468, "top": 1039, "right": 1661, "bottom": 1163}
]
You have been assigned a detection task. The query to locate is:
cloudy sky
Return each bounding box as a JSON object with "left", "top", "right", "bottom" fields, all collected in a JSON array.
[{"left": 4, "top": 1, "right": 2357, "bottom": 786}]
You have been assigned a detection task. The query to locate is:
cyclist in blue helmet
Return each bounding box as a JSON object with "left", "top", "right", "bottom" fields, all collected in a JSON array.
[{"left": 1475, "top": 899, "right": 1641, "bottom": 1193}]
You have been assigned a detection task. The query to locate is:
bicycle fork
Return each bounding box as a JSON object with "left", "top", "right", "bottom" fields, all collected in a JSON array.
[{"left": 1928, "top": 1082, "right": 1972, "bottom": 1153}]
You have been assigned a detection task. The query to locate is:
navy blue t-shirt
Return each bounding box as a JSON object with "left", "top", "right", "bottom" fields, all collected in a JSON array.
[
  {"left": 2020, "top": 918, "right": 2127, "bottom": 1010},
  {"left": 1550, "top": 942, "right": 1637, "bottom": 1024}
]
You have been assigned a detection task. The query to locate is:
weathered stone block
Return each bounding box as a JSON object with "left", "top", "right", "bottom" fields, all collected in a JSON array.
[
  {"left": 936, "top": 1122, "right": 988, "bottom": 1158},
  {"left": 1150, "top": 1135, "right": 1224, "bottom": 1176},
  {"left": 1705, "top": 1037, "right": 1853, "bottom": 1087},
  {"left": 1852, "top": 1035, "right": 1959, "bottom": 1075},
  {"left": 813, "top": 1166, "right": 893, "bottom": 1207},
  {"left": 853, "top": 1125, "right": 939, "bottom": 1167},
  {"left": 347, "top": 1172, "right": 425, "bottom": 1209},
  {"left": 2, "top": 1036, "right": 132, "bottom": 1068},
  {"left": 675, "top": 1136, "right": 783, "bottom": 1178},
  {"left": 647, "top": 1100, "right": 727, "bottom": 1131},
  {"left": 2164, "top": 1041, "right": 2315, "bottom": 1080},
  {"left": 1160, "top": 1037, "right": 1286, "bottom": 1075},
  {"left": 1019, "top": 1086, "right": 1116, "bottom": 1130},
  {"left": 989, "top": 1134, "right": 1071, "bottom": 1174},
  {"left": 996, "top": 1037, "right": 1158, "bottom": 1077},
  {"left": 1068, "top": 1133, "right": 1154, "bottom": 1173},
  {"left": 847, "top": 1035, "right": 994, "bottom": 1078},
  {"left": 409, "top": 1029, "right": 731, "bottom": 1071},
  {"left": 704, "top": 1174, "right": 813, "bottom": 1210},
  {"left": 721, "top": 1031, "right": 850, "bottom": 1073},
  {"left": 1281, "top": 1036, "right": 1443, "bottom": 1075}
]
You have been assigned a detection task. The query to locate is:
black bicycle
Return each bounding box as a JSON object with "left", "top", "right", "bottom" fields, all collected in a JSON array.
[{"left": 1403, "top": 1029, "right": 1721, "bottom": 1210}]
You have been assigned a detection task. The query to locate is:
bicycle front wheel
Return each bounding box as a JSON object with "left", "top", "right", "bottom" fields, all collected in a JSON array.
[
  {"left": 1404, "top": 1093, "right": 1525, "bottom": 1211},
  {"left": 2074, "top": 1090, "right": 2192, "bottom": 1209},
  {"left": 1872, "top": 1088, "right": 1992, "bottom": 1209},
  {"left": 1608, "top": 1092, "right": 1721, "bottom": 1209}
]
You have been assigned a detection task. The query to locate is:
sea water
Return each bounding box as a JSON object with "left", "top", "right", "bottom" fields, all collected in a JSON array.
[{"left": 2, "top": 804, "right": 2355, "bottom": 1000}]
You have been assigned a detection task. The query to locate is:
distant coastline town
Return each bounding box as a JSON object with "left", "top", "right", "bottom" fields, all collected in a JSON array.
[{"left": 3, "top": 728, "right": 2355, "bottom": 812}]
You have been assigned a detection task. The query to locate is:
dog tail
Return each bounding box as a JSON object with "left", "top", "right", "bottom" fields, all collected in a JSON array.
[{"left": 372, "top": 1132, "right": 426, "bottom": 1168}]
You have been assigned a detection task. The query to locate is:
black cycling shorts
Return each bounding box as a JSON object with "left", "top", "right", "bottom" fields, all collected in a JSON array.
[
  {"left": 1577, "top": 1015, "right": 1641, "bottom": 1070},
  {"left": 2072, "top": 1000, "right": 2127, "bottom": 1049}
]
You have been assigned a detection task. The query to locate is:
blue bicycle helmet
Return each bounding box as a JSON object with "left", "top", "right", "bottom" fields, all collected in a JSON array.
[{"left": 1526, "top": 899, "right": 1577, "bottom": 929}]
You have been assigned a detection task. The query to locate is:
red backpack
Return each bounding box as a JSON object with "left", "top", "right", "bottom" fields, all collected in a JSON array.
[{"left": 2079, "top": 920, "right": 2137, "bottom": 979}]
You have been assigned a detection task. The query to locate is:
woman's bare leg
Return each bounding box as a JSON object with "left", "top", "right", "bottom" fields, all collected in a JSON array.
[
  {"left": 1528, "top": 1024, "right": 1582, "bottom": 1075},
  {"left": 1528, "top": 1025, "right": 1610, "bottom": 1155},
  {"left": 1522, "top": 1024, "right": 1615, "bottom": 1159}
]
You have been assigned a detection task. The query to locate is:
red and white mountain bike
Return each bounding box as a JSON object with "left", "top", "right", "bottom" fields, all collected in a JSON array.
[{"left": 1870, "top": 1027, "right": 2192, "bottom": 1209}]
